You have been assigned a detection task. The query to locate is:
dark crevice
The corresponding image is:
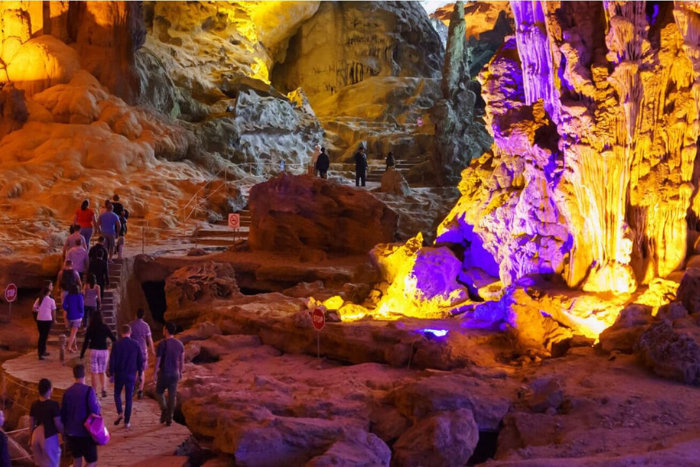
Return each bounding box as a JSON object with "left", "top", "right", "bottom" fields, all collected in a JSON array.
[
  {"left": 141, "top": 280, "right": 166, "bottom": 323},
  {"left": 468, "top": 429, "right": 500, "bottom": 465}
]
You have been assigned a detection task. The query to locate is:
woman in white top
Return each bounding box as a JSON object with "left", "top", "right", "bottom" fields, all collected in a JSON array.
[{"left": 33, "top": 282, "right": 57, "bottom": 361}]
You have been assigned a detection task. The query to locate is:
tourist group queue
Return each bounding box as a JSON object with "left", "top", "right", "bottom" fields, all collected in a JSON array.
[{"left": 3, "top": 194, "right": 186, "bottom": 466}]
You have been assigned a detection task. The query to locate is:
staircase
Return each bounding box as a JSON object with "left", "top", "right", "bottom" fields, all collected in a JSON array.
[
  {"left": 48, "top": 261, "right": 121, "bottom": 347},
  {"left": 191, "top": 209, "right": 251, "bottom": 247},
  {"left": 366, "top": 160, "right": 422, "bottom": 184}
]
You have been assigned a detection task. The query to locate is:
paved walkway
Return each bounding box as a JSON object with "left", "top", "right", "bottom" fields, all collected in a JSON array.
[{"left": 2, "top": 352, "right": 192, "bottom": 466}]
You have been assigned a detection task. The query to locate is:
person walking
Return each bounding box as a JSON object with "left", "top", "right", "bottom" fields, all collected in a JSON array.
[
  {"left": 97, "top": 204, "right": 120, "bottom": 262},
  {"left": 315, "top": 147, "right": 330, "bottom": 179},
  {"left": 82, "top": 275, "right": 101, "bottom": 329},
  {"left": 63, "top": 284, "right": 84, "bottom": 353},
  {"left": 30, "top": 378, "right": 64, "bottom": 467},
  {"left": 73, "top": 200, "right": 97, "bottom": 247},
  {"left": 111, "top": 194, "right": 124, "bottom": 218},
  {"left": 33, "top": 284, "right": 57, "bottom": 360},
  {"left": 57, "top": 260, "right": 82, "bottom": 303},
  {"left": 81, "top": 311, "right": 116, "bottom": 398},
  {"left": 153, "top": 322, "right": 184, "bottom": 427},
  {"left": 63, "top": 225, "right": 86, "bottom": 259},
  {"left": 88, "top": 236, "right": 108, "bottom": 262},
  {"left": 130, "top": 308, "right": 155, "bottom": 399},
  {"left": 88, "top": 249, "right": 109, "bottom": 299},
  {"left": 61, "top": 365, "right": 100, "bottom": 467},
  {"left": 354, "top": 145, "right": 368, "bottom": 187},
  {"left": 66, "top": 239, "right": 89, "bottom": 280},
  {"left": 115, "top": 210, "right": 127, "bottom": 260},
  {"left": 386, "top": 151, "right": 396, "bottom": 170},
  {"left": 109, "top": 325, "right": 143, "bottom": 429}
]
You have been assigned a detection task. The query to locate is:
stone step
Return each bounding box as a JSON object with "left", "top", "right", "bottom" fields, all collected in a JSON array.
[{"left": 194, "top": 237, "right": 246, "bottom": 246}]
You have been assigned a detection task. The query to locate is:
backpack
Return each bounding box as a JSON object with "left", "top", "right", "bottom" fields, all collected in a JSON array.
[{"left": 60, "top": 269, "right": 76, "bottom": 291}]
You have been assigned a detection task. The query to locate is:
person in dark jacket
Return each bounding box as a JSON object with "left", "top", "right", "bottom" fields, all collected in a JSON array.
[
  {"left": 354, "top": 146, "right": 367, "bottom": 187},
  {"left": 386, "top": 151, "right": 396, "bottom": 170},
  {"left": 108, "top": 325, "right": 143, "bottom": 429},
  {"left": 88, "top": 249, "right": 109, "bottom": 299},
  {"left": 81, "top": 311, "right": 116, "bottom": 398},
  {"left": 315, "top": 147, "right": 330, "bottom": 179}
]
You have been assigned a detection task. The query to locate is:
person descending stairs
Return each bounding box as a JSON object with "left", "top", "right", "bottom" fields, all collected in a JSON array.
[{"left": 48, "top": 261, "right": 121, "bottom": 348}]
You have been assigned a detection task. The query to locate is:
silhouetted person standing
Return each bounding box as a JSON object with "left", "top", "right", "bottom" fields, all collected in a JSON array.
[
  {"left": 354, "top": 146, "right": 367, "bottom": 187},
  {"left": 61, "top": 365, "right": 100, "bottom": 467},
  {"left": 315, "top": 147, "right": 330, "bottom": 179}
]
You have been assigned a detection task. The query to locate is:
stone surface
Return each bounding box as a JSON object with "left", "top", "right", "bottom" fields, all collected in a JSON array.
[
  {"left": 599, "top": 304, "right": 654, "bottom": 353},
  {"left": 392, "top": 409, "right": 479, "bottom": 467},
  {"left": 272, "top": 1, "right": 443, "bottom": 106},
  {"left": 379, "top": 168, "right": 411, "bottom": 196},
  {"left": 636, "top": 320, "right": 700, "bottom": 385},
  {"left": 676, "top": 267, "right": 700, "bottom": 314},
  {"left": 249, "top": 174, "right": 399, "bottom": 255},
  {"left": 527, "top": 377, "right": 564, "bottom": 413}
]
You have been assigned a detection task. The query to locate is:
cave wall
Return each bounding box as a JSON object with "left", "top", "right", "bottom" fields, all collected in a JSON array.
[
  {"left": 271, "top": 1, "right": 444, "bottom": 107},
  {"left": 438, "top": 0, "right": 700, "bottom": 293},
  {"left": 0, "top": 1, "right": 144, "bottom": 103}
]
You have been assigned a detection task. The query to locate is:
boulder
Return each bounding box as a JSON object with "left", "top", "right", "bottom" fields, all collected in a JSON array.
[
  {"left": 657, "top": 302, "right": 689, "bottom": 321},
  {"left": 392, "top": 409, "right": 479, "bottom": 467},
  {"left": 379, "top": 168, "right": 411, "bottom": 196},
  {"left": 305, "top": 433, "right": 391, "bottom": 467},
  {"left": 390, "top": 374, "right": 511, "bottom": 430},
  {"left": 598, "top": 304, "right": 653, "bottom": 353},
  {"left": 177, "top": 321, "right": 222, "bottom": 345},
  {"left": 527, "top": 377, "right": 564, "bottom": 413},
  {"left": 636, "top": 320, "right": 700, "bottom": 385},
  {"left": 249, "top": 174, "right": 399, "bottom": 255},
  {"left": 676, "top": 268, "right": 700, "bottom": 314}
]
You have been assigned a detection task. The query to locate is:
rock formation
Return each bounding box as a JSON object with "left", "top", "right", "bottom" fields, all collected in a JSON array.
[
  {"left": 430, "top": 2, "right": 493, "bottom": 185},
  {"left": 271, "top": 1, "right": 443, "bottom": 106},
  {"left": 248, "top": 174, "right": 399, "bottom": 255},
  {"left": 432, "top": 2, "right": 513, "bottom": 76},
  {"left": 438, "top": 0, "right": 700, "bottom": 294}
]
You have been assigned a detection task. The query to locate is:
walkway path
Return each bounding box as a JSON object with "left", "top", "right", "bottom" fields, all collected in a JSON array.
[{"left": 2, "top": 351, "right": 192, "bottom": 466}]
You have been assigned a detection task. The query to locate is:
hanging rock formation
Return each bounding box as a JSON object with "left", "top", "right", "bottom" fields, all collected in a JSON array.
[
  {"left": 431, "top": 2, "right": 493, "bottom": 185},
  {"left": 438, "top": 0, "right": 700, "bottom": 293}
]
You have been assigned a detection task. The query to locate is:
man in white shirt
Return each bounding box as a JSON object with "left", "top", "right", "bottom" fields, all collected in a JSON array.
[{"left": 66, "top": 240, "right": 89, "bottom": 278}]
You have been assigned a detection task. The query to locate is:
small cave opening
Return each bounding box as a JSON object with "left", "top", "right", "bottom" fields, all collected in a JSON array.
[
  {"left": 468, "top": 429, "right": 500, "bottom": 465},
  {"left": 239, "top": 287, "right": 271, "bottom": 296},
  {"left": 141, "top": 281, "right": 166, "bottom": 323}
]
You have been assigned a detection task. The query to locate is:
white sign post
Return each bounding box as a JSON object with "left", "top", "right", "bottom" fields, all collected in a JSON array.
[
  {"left": 417, "top": 116, "right": 424, "bottom": 127},
  {"left": 228, "top": 213, "right": 241, "bottom": 241},
  {"left": 4, "top": 283, "right": 17, "bottom": 323}
]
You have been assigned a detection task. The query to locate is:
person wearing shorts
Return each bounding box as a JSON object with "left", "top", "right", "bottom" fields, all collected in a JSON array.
[
  {"left": 98, "top": 204, "right": 120, "bottom": 262},
  {"left": 81, "top": 311, "right": 115, "bottom": 399},
  {"left": 62, "top": 284, "right": 84, "bottom": 353},
  {"left": 61, "top": 365, "right": 100, "bottom": 466}
]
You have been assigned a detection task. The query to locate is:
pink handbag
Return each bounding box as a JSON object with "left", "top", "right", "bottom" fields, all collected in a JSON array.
[{"left": 84, "top": 388, "right": 110, "bottom": 445}]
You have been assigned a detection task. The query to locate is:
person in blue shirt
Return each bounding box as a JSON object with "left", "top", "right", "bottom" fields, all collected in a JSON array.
[
  {"left": 97, "top": 204, "right": 120, "bottom": 262},
  {"left": 61, "top": 364, "right": 100, "bottom": 467},
  {"left": 62, "top": 284, "right": 84, "bottom": 353},
  {"left": 108, "top": 324, "right": 143, "bottom": 429}
]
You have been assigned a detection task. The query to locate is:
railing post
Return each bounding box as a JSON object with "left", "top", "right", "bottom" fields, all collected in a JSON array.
[{"left": 141, "top": 223, "right": 145, "bottom": 255}]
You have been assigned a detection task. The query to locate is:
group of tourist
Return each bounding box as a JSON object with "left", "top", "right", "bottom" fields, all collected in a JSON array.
[
  {"left": 3, "top": 314, "right": 184, "bottom": 467},
  {"left": 309, "top": 144, "right": 397, "bottom": 187},
  {"left": 68, "top": 194, "right": 128, "bottom": 263}
]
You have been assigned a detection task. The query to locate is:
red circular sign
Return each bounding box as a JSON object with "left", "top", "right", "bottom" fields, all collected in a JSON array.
[
  {"left": 312, "top": 308, "right": 325, "bottom": 331},
  {"left": 417, "top": 117, "right": 424, "bottom": 127},
  {"left": 4, "top": 284, "right": 17, "bottom": 302}
]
